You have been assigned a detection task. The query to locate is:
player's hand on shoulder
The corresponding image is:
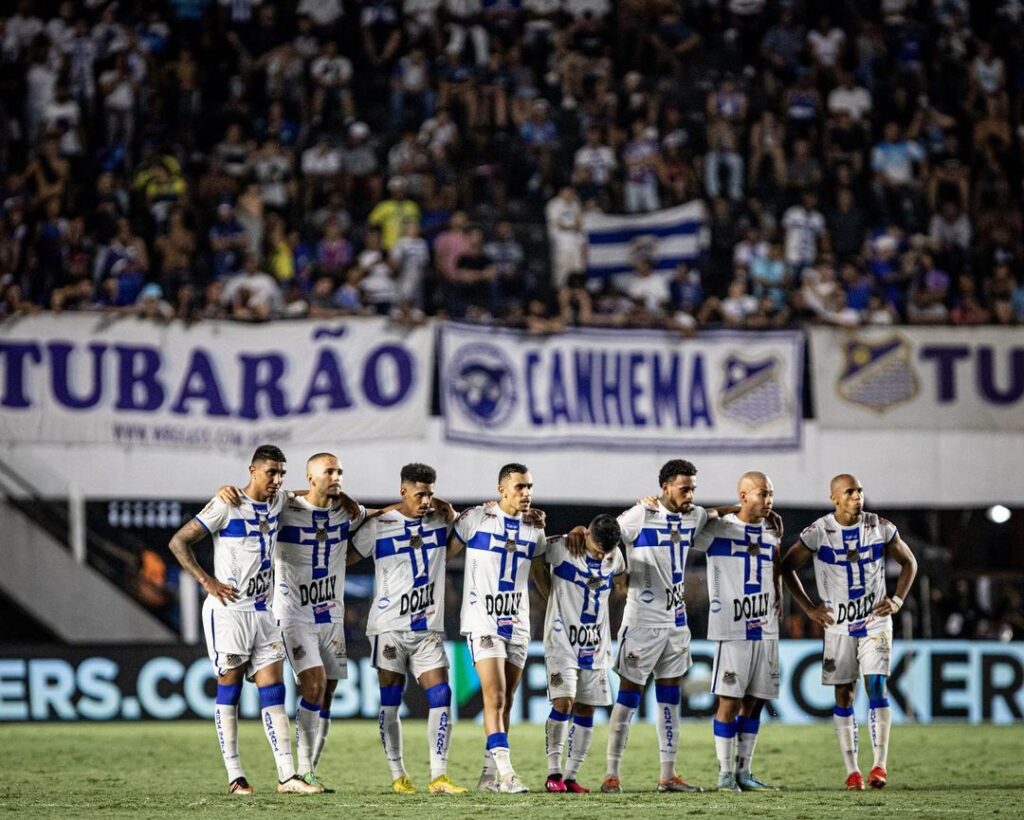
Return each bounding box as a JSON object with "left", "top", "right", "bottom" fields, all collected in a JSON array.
[
  {"left": 480, "top": 500, "right": 499, "bottom": 517},
  {"left": 638, "top": 495, "right": 658, "bottom": 512},
  {"left": 431, "top": 497, "right": 457, "bottom": 523},
  {"left": 766, "top": 510, "right": 784, "bottom": 540},
  {"left": 202, "top": 575, "right": 239, "bottom": 605},
  {"left": 332, "top": 490, "right": 362, "bottom": 519},
  {"left": 216, "top": 485, "right": 244, "bottom": 506},
  {"left": 808, "top": 601, "right": 835, "bottom": 627},
  {"left": 565, "top": 525, "right": 588, "bottom": 556},
  {"left": 523, "top": 506, "right": 546, "bottom": 529}
]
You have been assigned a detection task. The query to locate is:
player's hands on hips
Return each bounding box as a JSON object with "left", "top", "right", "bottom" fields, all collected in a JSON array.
[
  {"left": 807, "top": 602, "right": 835, "bottom": 627},
  {"left": 873, "top": 597, "right": 901, "bottom": 617},
  {"left": 523, "top": 506, "right": 546, "bottom": 529},
  {"left": 566, "top": 525, "right": 588, "bottom": 556},
  {"left": 766, "top": 510, "right": 784, "bottom": 540},
  {"left": 216, "top": 485, "right": 243, "bottom": 506},
  {"left": 202, "top": 575, "right": 239, "bottom": 605}
]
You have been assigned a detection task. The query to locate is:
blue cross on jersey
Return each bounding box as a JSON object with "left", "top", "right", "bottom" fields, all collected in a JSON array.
[
  {"left": 375, "top": 519, "right": 446, "bottom": 589},
  {"left": 713, "top": 525, "right": 775, "bottom": 595},
  {"left": 635, "top": 514, "right": 694, "bottom": 584},
  {"left": 466, "top": 517, "right": 537, "bottom": 592},
  {"left": 278, "top": 511, "right": 350, "bottom": 622},
  {"left": 816, "top": 527, "right": 885, "bottom": 637},
  {"left": 553, "top": 555, "right": 615, "bottom": 626},
  {"left": 236, "top": 503, "right": 278, "bottom": 610}
]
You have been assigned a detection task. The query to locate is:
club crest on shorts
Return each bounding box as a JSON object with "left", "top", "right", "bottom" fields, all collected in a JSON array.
[
  {"left": 719, "top": 355, "right": 787, "bottom": 427},
  {"left": 479, "top": 635, "right": 494, "bottom": 649},
  {"left": 550, "top": 672, "right": 564, "bottom": 687},
  {"left": 823, "top": 657, "right": 837, "bottom": 674},
  {"left": 292, "top": 644, "right": 306, "bottom": 661},
  {"left": 837, "top": 334, "right": 919, "bottom": 412},
  {"left": 626, "top": 652, "right": 640, "bottom": 668},
  {"left": 722, "top": 671, "right": 738, "bottom": 685},
  {"left": 226, "top": 654, "right": 241, "bottom": 667},
  {"left": 382, "top": 644, "right": 397, "bottom": 660}
]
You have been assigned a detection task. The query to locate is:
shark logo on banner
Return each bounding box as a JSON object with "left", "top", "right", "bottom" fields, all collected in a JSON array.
[
  {"left": 837, "top": 335, "right": 918, "bottom": 412},
  {"left": 720, "top": 355, "right": 787, "bottom": 426},
  {"left": 448, "top": 342, "right": 517, "bottom": 428}
]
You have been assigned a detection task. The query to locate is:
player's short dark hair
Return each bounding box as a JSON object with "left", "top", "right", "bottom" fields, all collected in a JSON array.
[
  {"left": 659, "top": 459, "right": 696, "bottom": 486},
  {"left": 401, "top": 462, "right": 436, "bottom": 485},
  {"left": 588, "top": 514, "right": 621, "bottom": 552},
  {"left": 252, "top": 444, "right": 286, "bottom": 465},
  {"left": 498, "top": 462, "right": 529, "bottom": 484}
]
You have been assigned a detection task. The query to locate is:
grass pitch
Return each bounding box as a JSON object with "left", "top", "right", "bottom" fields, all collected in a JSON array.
[{"left": 2, "top": 721, "right": 1022, "bottom": 818}]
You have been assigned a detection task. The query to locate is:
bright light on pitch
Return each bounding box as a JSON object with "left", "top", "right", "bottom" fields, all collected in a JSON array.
[{"left": 986, "top": 505, "right": 1012, "bottom": 524}]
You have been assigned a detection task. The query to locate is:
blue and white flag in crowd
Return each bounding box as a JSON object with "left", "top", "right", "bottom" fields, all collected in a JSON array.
[{"left": 584, "top": 201, "right": 708, "bottom": 277}]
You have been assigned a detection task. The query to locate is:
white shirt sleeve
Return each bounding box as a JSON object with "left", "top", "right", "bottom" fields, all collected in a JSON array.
[
  {"left": 195, "top": 496, "right": 230, "bottom": 535},
  {"left": 616, "top": 504, "right": 646, "bottom": 546}
]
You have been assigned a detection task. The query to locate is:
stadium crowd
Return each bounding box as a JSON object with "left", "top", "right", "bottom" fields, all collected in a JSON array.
[{"left": 2, "top": 0, "right": 1024, "bottom": 330}]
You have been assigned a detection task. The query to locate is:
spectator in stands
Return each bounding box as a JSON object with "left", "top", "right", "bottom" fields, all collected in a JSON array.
[
  {"left": 545, "top": 187, "right": 585, "bottom": 289},
  {"left": 221, "top": 251, "right": 283, "bottom": 320}
]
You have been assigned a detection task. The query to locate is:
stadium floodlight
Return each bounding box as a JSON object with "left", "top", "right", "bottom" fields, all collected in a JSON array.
[{"left": 986, "top": 505, "right": 1012, "bottom": 524}]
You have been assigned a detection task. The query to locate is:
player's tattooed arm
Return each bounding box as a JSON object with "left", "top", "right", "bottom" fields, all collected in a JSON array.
[
  {"left": 875, "top": 535, "right": 918, "bottom": 617},
  {"left": 530, "top": 556, "right": 551, "bottom": 600},
  {"left": 565, "top": 524, "right": 588, "bottom": 557},
  {"left": 780, "top": 542, "right": 834, "bottom": 627},
  {"left": 168, "top": 519, "right": 239, "bottom": 605}
]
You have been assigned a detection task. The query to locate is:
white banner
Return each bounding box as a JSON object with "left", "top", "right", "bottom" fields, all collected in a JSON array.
[
  {"left": 584, "top": 200, "right": 708, "bottom": 277},
  {"left": 440, "top": 323, "right": 803, "bottom": 450},
  {"left": 0, "top": 314, "right": 434, "bottom": 447},
  {"left": 810, "top": 326, "right": 1024, "bottom": 430}
]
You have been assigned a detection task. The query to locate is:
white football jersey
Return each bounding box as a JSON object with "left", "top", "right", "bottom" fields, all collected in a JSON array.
[
  {"left": 799, "top": 512, "right": 898, "bottom": 637},
  {"left": 352, "top": 509, "right": 450, "bottom": 635},
  {"left": 195, "top": 491, "right": 285, "bottom": 612},
  {"left": 455, "top": 505, "right": 546, "bottom": 644},
  {"left": 617, "top": 501, "right": 709, "bottom": 629},
  {"left": 543, "top": 535, "right": 625, "bottom": 670},
  {"left": 273, "top": 495, "right": 366, "bottom": 624},
  {"left": 693, "top": 514, "right": 780, "bottom": 641}
]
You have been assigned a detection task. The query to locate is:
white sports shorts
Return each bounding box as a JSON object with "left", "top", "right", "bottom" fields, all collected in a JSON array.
[
  {"left": 545, "top": 659, "right": 612, "bottom": 706},
  {"left": 822, "top": 630, "right": 892, "bottom": 685},
  {"left": 614, "top": 625, "right": 693, "bottom": 685},
  {"left": 280, "top": 620, "right": 348, "bottom": 680},
  {"left": 372, "top": 630, "right": 449, "bottom": 679},
  {"left": 711, "top": 638, "right": 781, "bottom": 700},
  {"left": 203, "top": 599, "right": 285, "bottom": 678},
  {"left": 466, "top": 633, "right": 528, "bottom": 669}
]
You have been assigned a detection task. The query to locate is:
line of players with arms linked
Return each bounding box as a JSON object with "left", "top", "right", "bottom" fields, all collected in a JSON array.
[{"left": 169, "top": 446, "right": 918, "bottom": 796}]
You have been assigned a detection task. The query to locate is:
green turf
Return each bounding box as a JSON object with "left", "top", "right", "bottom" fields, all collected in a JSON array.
[{"left": 2, "top": 721, "right": 1022, "bottom": 818}]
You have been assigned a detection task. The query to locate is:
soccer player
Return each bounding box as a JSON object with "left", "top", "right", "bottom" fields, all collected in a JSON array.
[
  {"left": 168, "top": 445, "right": 321, "bottom": 795},
  {"left": 601, "top": 459, "right": 708, "bottom": 794},
  {"left": 448, "top": 462, "right": 547, "bottom": 794},
  {"left": 693, "top": 471, "right": 782, "bottom": 792},
  {"left": 350, "top": 463, "right": 467, "bottom": 795},
  {"left": 781, "top": 473, "right": 918, "bottom": 791},
  {"left": 531, "top": 514, "right": 626, "bottom": 794},
  {"left": 274, "top": 453, "right": 366, "bottom": 791}
]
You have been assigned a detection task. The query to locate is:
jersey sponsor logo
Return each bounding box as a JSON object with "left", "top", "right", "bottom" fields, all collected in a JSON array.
[
  {"left": 640, "top": 588, "right": 655, "bottom": 604},
  {"left": 485, "top": 591, "right": 522, "bottom": 617},
  {"left": 734, "top": 592, "right": 771, "bottom": 621},
  {"left": 568, "top": 624, "right": 601, "bottom": 648},
  {"left": 400, "top": 582, "right": 436, "bottom": 616},
  {"left": 665, "top": 581, "right": 686, "bottom": 611},
  {"left": 836, "top": 591, "right": 877, "bottom": 625},
  {"left": 299, "top": 576, "right": 337, "bottom": 607},
  {"left": 246, "top": 567, "right": 272, "bottom": 599}
]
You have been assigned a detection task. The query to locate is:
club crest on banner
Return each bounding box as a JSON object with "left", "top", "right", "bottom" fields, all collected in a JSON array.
[
  {"left": 447, "top": 342, "right": 517, "bottom": 428},
  {"left": 837, "top": 335, "right": 918, "bottom": 412},
  {"left": 719, "top": 355, "right": 787, "bottom": 427}
]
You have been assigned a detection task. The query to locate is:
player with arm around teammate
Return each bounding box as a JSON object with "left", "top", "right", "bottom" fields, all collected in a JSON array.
[
  {"left": 692, "top": 471, "right": 783, "bottom": 793},
  {"left": 447, "top": 462, "right": 547, "bottom": 794},
  {"left": 600, "top": 459, "right": 708, "bottom": 795},
  {"left": 781, "top": 474, "right": 918, "bottom": 791},
  {"left": 531, "top": 514, "right": 626, "bottom": 794},
  {"left": 167, "top": 445, "right": 322, "bottom": 795},
  {"left": 350, "top": 463, "right": 468, "bottom": 795}
]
